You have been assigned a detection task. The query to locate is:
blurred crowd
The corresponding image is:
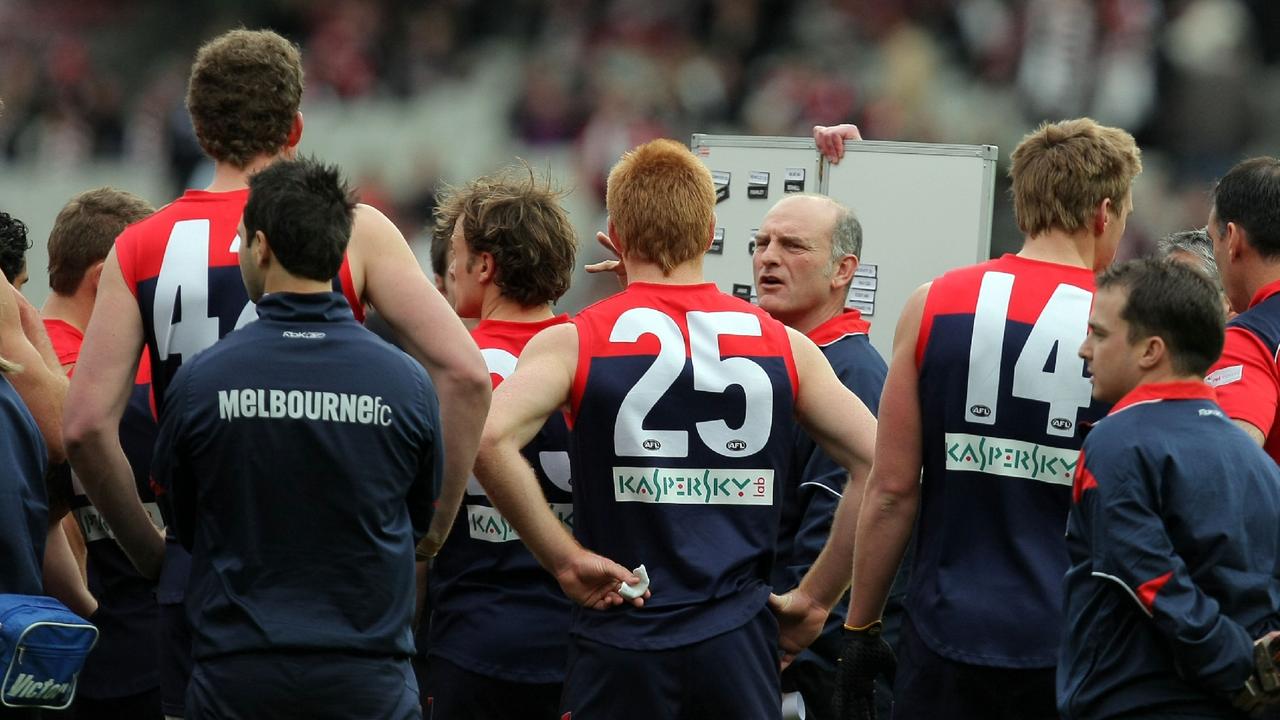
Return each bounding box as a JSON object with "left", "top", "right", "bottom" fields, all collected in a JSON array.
[{"left": 2, "top": 0, "right": 1279, "bottom": 255}]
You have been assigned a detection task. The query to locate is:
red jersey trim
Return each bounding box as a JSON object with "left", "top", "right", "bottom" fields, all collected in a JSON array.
[
  {"left": 807, "top": 309, "right": 871, "bottom": 347},
  {"left": 1135, "top": 571, "right": 1174, "bottom": 614},
  {"left": 1071, "top": 453, "right": 1097, "bottom": 504},
  {"left": 1248, "top": 278, "right": 1280, "bottom": 310},
  {"left": 338, "top": 255, "right": 364, "bottom": 323},
  {"left": 42, "top": 318, "right": 84, "bottom": 369},
  {"left": 1108, "top": 381, "right": 1217, "bottom": 416},
  {"left": 916, "top": 254, "right": 1094, "bottom": 368}
]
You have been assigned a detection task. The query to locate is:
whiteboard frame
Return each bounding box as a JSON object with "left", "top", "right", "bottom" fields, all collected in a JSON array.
[{"left": 689, "top": 134, "right": 1000, "bottom": 358}]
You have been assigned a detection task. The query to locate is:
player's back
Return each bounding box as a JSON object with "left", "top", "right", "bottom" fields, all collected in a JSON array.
[
  {"left": 116, "top": 189, "right": 254, "bottom": 409},
  {"left": 429, "top": 315, "right": 573, "bottom": 682},
  {"left": 911, "top": 254, "right": 1105, "bottom": 667},
  {"left": 115, "top": 189, "right": 362, "bottom": 410},
  {"left": 568, "top": 281, "right": 797, "bottom": 650}
]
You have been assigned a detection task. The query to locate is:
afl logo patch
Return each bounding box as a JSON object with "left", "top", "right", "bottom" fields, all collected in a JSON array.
[
  {"left": 642, "top": 439, "right": 662, "bottom": 451},
  {"left": 725, "top": 439, "right": 747, "bottom": 452},
  {"left": 1050, "top": 417, "right": 1073, "bottom": 431},
  {"left": 969, "top": 404, "right": 992, "bottom": 418}
]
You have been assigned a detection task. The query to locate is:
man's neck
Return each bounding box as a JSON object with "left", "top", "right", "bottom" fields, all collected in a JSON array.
[
  {"left": 1239, "top": 262, "right": 1280, "bottom": 310},
  {"left": 785, "top": 295, "right": 848, "bottom": 336},
  {"left": 1018, "top": 230, "right": 1096, "bottom": 271},
  {"left": 625, "top": 258, "right": 706, "bottom": 286},
  {"left": 481, "top": 295, "right": 555, "bottom": 324},
  {"left": 1134, "top": 366, "right": 1200, "bottom": 391},
  {"left": 205, "top": 155, "right": 283, "bottom": 193},
  {"left": 262, "top": 276, "right": 334, "bottom": 296},
  {"left": 40, "top": 291, "right": 93, "bottom": 332}
]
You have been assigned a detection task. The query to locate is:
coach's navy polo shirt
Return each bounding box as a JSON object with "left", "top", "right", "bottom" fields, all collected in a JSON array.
[{"left": 154, "top": 291, "right": 442, "bottom": 661}]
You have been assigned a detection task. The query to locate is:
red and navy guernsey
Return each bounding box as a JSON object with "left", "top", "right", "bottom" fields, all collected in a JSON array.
[
  {"left": 912, "top": 254, "right": 1107, "bottom": 667},
  {"left": 567, "top": 282, "right": 797, "bottom": 650},
  {"left": 429, "top": 315, "right": 574, "bottom": 683},
  {"left": 1058, "top": 381, "right": 1280, "bottom": 719},
  {"left": 1206, "top": 278, "right": 1280, "bottom": 463}
]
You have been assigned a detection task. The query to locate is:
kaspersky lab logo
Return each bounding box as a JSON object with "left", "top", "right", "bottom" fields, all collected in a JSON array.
[
  {"left": 613, "top": 467, "right": 773, "bottom": 505},
  {"left": 7, "top": 673, "right": 71, "bottom": 701}
]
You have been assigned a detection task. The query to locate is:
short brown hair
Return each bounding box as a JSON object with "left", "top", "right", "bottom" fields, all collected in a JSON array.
[
  {"left": 436, "top": 164, "right": 577, "bottom": 306},
  {"left": 1010, "top": 118, "right": 1142, "bottom": 237},
  {"left": 606, "top": 139, "right": 715, "bottom": 274},
  {"left": 429, "top": 201, "right": 457, "bottom": 279},
  {"left": 49, "top": 188, "right": 154, "bottom": 295},
  {"left": 186, "top": 29, "right": 303, "bottom": 168}
]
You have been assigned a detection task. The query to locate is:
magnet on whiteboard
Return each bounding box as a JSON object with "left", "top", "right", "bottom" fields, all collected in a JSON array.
[
  {"left": 784, "top": 167, "right": 805, "bottom": 193},
  {"left": 712, "top": 171, "right": 731, "bottom": 203},
  {"left": 747, "top": 171, "right": 770, "bottom": 199}
]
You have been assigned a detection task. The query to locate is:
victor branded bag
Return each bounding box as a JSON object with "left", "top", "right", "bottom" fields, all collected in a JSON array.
[{"left": 0, "top": 595, "right": 98, "bottom": 710}]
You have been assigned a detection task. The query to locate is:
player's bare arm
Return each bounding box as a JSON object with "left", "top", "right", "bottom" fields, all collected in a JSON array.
[
  {"left": 43, "top": 522, "right": 96, "bottom": 618},
  {"left": 473, "top": 323, "right": 644, "bottom": 610},
  {"left": 0, "top": 276, "right": 69, "bottom": 464},
  {"left": 346, "top": 203, "right": 492, "bottom": 556},
  {"left": 63, "top": 247, "right": 163, "bottom": 579},
  {"left": 771, "top": 327, "right": 877, "bottom": 663},
  {"left": 846, "top": 282, "right": 930, "bottom": 629},
  {"left": 1234, "top": 419, "right": 1267, "bottom": 445}
]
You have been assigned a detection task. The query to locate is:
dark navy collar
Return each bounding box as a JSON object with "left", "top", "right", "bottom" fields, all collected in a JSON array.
[{"left": 255, "top": 292, "right": 355, "bottom": 323}]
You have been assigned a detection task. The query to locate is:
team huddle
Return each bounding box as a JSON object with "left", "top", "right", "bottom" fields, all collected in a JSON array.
[{"left": 3, "top": 25, "right": 1280, "bottom": 720}]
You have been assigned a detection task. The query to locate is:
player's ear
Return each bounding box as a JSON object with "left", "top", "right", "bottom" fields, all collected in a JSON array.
[
  {"left": 1092, "top": 199, "right": 1112, "bottom": 237},
  {"left": 831, "top": 254, "right": 858, "bottom": 289},
  {"left": 1138, "top": 334, "right": 1164, "bottom": 371},
  {"left": 287, "top": 112, "right": 303, "bottom": 149},
  {"left": 1227, "top": 222, "right": 1247, "bottom": 260},
  {"left": 607, "top": 217, "right": 623, "bottom": 257},
  {"left": 477, "top": 251, "right": 494, "bottom": 283},
  {"left": 85, "top": 261, "right": 106, "bottom": 296},
  {"left": 254, "top": 230, "right": 272, "bottom": 267}
]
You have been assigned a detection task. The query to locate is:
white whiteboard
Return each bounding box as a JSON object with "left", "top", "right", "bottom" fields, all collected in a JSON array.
[{"left": 691, "top": 134, "right": 998, "bottom": 359}]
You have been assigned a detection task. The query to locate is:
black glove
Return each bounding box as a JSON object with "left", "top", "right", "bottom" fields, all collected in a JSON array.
[{"left": 834, "top": 621, "right": 897, "bottom": 720}]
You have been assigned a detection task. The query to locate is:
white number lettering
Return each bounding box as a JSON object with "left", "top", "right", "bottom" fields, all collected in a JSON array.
[
  {"left": 612, "top": 308, "right": 689, "bottom": 458},
  {"left": 153, "top": 220, "right": 221, "bottom": 362},
  {"left": 688, "top": 311, "right": 772, "bottom": 456},
  {"left": 612, "top": 308, "right": 773, "bottom": 458},
  {"left": 965, "top": 272, "right": 1092, "bottom": 436},
  {"left": 468, "top": 347, "right": 572, "bottom": 496},
  {"left": 1012, "top": 284, "right": 1093, "bottom": 436}
]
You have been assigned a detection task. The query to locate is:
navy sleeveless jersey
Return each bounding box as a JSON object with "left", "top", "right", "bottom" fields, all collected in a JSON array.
[
  {"left": 912, "top": 254, "right": 1106, "bottom": 667},
  {"left": 429, "top": 315, "right": 573, "bottom": 683},
  {"left": 0, "top": 374, "right": 48, "bottom": 597},
  {"left": 1206, "top": 279, "right": 1280, "bottom": 463},
  {"left": 152, "top": 292, "right": 441, "bottom": 660},
  {"left": 1059, "top": 382, "right": 1280, "bottom": 719},
  {"left": 774, "top": 310, "right": 886, "bottom": 638},
  {"left": 45, "top": 318, "right": 162, "bottom": 699},
  {"left": 567, "top": 282, "right": 797, "bottom": 650},
  {"left": 114, "top": 188, "right": 362, "bottom": 606}
]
